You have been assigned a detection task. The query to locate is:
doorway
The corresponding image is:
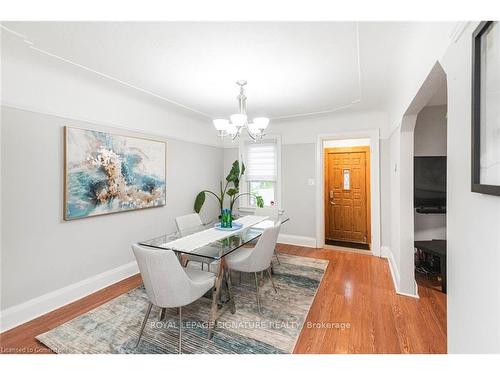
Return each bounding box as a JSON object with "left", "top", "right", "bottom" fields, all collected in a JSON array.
[
  {"left": 394, "top": 61, "right": 448, "bottom": 297},
  {"left": 413, "top": 86, "right": 448, "bottom": 294},
  {"left": 324, "top": 142, "right": 371, "bottom": 250}
]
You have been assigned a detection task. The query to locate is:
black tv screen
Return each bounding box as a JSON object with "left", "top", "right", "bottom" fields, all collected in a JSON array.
[{"left": 414, "top": 156, "right": 447, "bottom": 208}]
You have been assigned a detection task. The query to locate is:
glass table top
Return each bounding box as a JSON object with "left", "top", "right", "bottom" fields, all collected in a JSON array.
[{"left": 138, "top": 215, "right": 289, "bottom": 260}]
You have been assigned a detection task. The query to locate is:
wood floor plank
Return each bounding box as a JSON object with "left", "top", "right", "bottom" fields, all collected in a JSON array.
[
  {"left": 0, "top": 274, "right": 142, "bottom": 354},
  {"left": 281, "top": 244, "right": 447, "bottom": 354},
  {"left": 0, "top": 245, "right": 447, "bottom": 354}
]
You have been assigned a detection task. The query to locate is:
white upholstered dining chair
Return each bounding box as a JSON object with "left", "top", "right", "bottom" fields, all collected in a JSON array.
[
  {"left": 254, "top": 206, "right": 281, "bottom": 264},
  {"left": 132, "top": 244, "right": 215, "bottom": 353},
  {"left": 175, "top": 213, "right": 203, "bottom": 232},
  {"left": 175, "top": 213, "right": 216, "bottom": 271},
  {"left": 225, "top": 222, "right": 281, "bottom": 314}
]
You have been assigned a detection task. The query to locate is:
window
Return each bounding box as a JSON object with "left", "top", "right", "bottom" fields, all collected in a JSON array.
[{"left": 244, "top": 141, "right": 278, "bottom": 207}]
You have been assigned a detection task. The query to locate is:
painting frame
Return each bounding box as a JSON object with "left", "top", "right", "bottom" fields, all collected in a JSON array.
[
  {"left": 471, "top": 21, "right": 500, "bottom": 196},
  {"left": 64, "top": 126, "right": 167, "bottom": 220}
]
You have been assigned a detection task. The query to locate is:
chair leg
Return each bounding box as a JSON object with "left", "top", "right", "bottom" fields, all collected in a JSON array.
[
  {"left": 178, "top": 306, "right": 182, "bottom": 354},
  {"left": 202, "top": 263, "right": 204, "bottom": 271},
  {"left": 254, "top": 272, "right": 262, "bottom": 314},
  {"left": 224, "top": 268, "right": 236, "bottom": 314},
  {"left": 239, "top": 271, "right": 242, "bottom": 285},
  {"left": 267, "top": 267, "right": 278, "bottom": 294},
  {"left": 208, "top": 263, "right": 210, "bottom": 272},
  {"left": 136, "top": 302, "right": 153, "bottom": 348},
  {"left": 159, "top": 307, "right": 166, "bottom": 321},
  {"left": 274, "top": 249, "right": 281, "bottom": 265}
]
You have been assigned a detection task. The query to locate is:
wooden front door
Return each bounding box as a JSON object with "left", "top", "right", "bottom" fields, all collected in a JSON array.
[{"left": 324, "top": 146, "right": 371, "bottom": 245}]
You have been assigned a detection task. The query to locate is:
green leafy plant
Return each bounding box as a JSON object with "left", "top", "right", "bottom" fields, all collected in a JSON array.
[{"left": 194, "top": 160, "right": 264, "bottom": 215}]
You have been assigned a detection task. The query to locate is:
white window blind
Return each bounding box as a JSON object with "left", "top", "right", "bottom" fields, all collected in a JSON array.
[{"left": 245, "top": 142, "right": 277, "bottom": 181}]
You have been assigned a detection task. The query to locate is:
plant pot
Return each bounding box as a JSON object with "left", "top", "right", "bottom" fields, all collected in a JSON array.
[{"left": 221, "top": 208, "right": 233, "bottom": 228}]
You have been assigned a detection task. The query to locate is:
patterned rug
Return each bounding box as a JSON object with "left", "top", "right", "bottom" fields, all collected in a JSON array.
[{"left": 37, "top": 254, "right": 328, "bottom": 354}]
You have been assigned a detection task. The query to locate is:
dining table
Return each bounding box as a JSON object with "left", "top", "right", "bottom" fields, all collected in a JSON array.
[{"left": 138, "top": 214, "right": 289, "bottom": 338}]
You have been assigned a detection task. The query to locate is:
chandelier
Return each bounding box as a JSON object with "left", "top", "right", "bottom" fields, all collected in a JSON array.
[{"left": 212, "top": 80, "right": 269, "bottom": 141}]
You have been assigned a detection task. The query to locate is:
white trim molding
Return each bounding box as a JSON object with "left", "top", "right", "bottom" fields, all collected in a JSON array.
[
  {"left": 0, "top": 261, "right": 139, "bottom": 333},
  {"left": 1, "top": 23, "right": 366, "bottom": 124},
  {"left": 0, "top": 103, "right": 222, "bottom": 149},
  {"left": 278, "top": 234, "right": 317, "bottom": 248},
  {"left": 381, "top": 246, "right": 419, "bottom": 299},
  {"left": 238, "top": 134, "right": 283, "bottom": 211},
  {"left": 0, "top": 24, "right": 212, "bottom": 119},
  {"left": 449, "top": 22, "right": 470, "bottom": 43},
  {"left": 315, "top": 129, "right": 382, "bottom": 256}
]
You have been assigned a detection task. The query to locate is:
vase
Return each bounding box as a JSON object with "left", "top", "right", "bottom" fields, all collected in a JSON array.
[{"left": 221, "top": 208, "right": 232, "bottom": 228}]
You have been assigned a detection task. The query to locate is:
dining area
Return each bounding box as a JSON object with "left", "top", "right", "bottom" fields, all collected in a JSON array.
[
  {"left": 32, "top": 204, "right": 328, "bottom": 354},
  {"left": 133, "top": 208, "right": 287, "bottom": 352}
]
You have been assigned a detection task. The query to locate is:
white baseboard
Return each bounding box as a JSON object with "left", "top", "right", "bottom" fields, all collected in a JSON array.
[
  {"left": 0, "top": 261, "right": 139, "bottom": 333},
  {"left": 278, "top": 233, "right": 317, "bottom": 248},
  {"left": 382, "top": 246, "right": 401, "bottom": 290},
  {"left": 381, "top": 246, "right": 419, "bottom": 299}
]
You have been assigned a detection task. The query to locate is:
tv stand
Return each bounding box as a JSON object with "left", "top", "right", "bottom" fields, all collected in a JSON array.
[
  {"left": 414, "top": 240, "right": 447, "bottom": 293},
  {"left": 415, "top": 207, "right": 446, "bottom": 214}
]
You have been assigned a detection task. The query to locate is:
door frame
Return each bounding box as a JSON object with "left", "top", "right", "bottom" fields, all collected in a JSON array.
[
  {"left": 315, "top": 130, "right": 381, "bottom": 256},
  {"left": 324, "top": 146, "right": 371, "bottom": 245}
]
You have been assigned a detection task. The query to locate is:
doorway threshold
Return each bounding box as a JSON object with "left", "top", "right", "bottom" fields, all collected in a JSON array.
[
  {"left": 323, "top": 244, "right": 373, "bottom": 256},
  {"left": 325, "top": 239, "right": 370, "bottom": 250}
]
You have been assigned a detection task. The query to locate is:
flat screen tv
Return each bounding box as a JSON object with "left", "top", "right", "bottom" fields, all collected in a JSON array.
[{"left": 414, "top": 156, "right": 446, "bottom": 211}]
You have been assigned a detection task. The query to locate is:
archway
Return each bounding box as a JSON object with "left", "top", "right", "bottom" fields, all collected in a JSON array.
[{"left": 392, "top": 62, "right": 447, "bottom": 296}]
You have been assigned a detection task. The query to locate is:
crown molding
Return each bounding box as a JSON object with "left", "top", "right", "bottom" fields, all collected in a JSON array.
[
  {"left": 1, "top": 22, "right": 363, "bottom": 122},
  {"left": 449, "top": 21, "right": 471, "bottom": 43},
  {"left": 1, "top": 102, "right": 223, "bottom": 148},
  {"left": 0, "top": 24, "right": 212, "bottom": 119}
]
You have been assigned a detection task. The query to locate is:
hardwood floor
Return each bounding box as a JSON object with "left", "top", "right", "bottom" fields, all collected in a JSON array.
[
  {"left": 0, "top": 245, "right": 447, "bottom": 354},
  {"left": 0, "top": 274, "right": 143, "bottom": 354},
  {"left": 284, "top": 245, "right": 447, "bottom": 353}
]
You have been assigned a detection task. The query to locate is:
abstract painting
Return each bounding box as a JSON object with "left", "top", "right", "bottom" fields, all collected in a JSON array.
[{"left": 64, "top": 126, "right": 166, "bottom": 220}]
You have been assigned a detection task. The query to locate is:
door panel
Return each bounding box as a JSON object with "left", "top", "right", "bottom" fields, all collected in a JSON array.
[{"left": 325, "top": 147, "right": 370, "bottom": 245}]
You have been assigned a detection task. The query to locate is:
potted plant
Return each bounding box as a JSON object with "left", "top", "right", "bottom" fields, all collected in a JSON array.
[{"left": 194, "top": 160, "right": 263, "bottom": 224}]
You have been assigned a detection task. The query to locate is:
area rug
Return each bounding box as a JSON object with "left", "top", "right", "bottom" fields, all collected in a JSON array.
[{"left": 36, "top": 254, "right": 328, "bottom": 354}]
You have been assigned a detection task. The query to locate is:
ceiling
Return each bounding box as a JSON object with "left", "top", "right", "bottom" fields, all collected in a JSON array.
[{"left": 1, "top": 21, "right": 455, "bottom": 120}]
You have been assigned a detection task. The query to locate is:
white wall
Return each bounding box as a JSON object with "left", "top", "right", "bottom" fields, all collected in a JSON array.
[
  {"left": 223, "top": 144, "right": 317, "bottom": 240},
  {"left": 1, "top": 29, "right": 220, "bottom": 148},
  {"left": 386, "top": 23, "right": 457, "bottom": 133},
  {"left": 281, "top": 143, "right": 316, "bottom": 238},
  {"left": 414, "top": 105, "right": 447, "bottom": 157},
  {"left": 0, "top": 31, "right": 223, "bottom": 331},
  {"left": 269, "top": 110, "right": 390, "bottom": 142},
  {"left": 0, "top": 107, "right": 223, "bottom": 329},
  {"left": 323, "top": 138, "right": 370, "bottom": 148},
  {"left": 389, "top": 127, "right": 402, "bottom": 285},
  {"left": 440, "top": 23, "right": 500, "bottom": 353},
  {"left": 223, "top": 147, "right": 239, "bottom": 176},
  {"left": 222, "top": 110, "right": 389, "bottom": 148},
  {"left": 387, "top": 22, "right": 500, "bottom": 352},
  {"left": 380, "top": 138, "right": 392, "bottom": 250},
  {"left": 414, "top": 105, "right": 447, "bottom": 240}
]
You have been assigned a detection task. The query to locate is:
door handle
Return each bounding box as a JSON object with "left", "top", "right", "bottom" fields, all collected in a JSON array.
[{"left": 329, "top": 191, "right": 334, "bottom": 205}]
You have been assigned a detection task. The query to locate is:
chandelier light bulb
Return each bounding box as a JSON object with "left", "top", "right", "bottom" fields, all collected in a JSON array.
[
  {"left": 230, "top": 113, "right": 247, "bottom": 128},
  {"left": 253, "top": 117, "right": 269, "bottom": 130},
  {"left": 213, "top": 119, "right": 229, "bottom": 131}
]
